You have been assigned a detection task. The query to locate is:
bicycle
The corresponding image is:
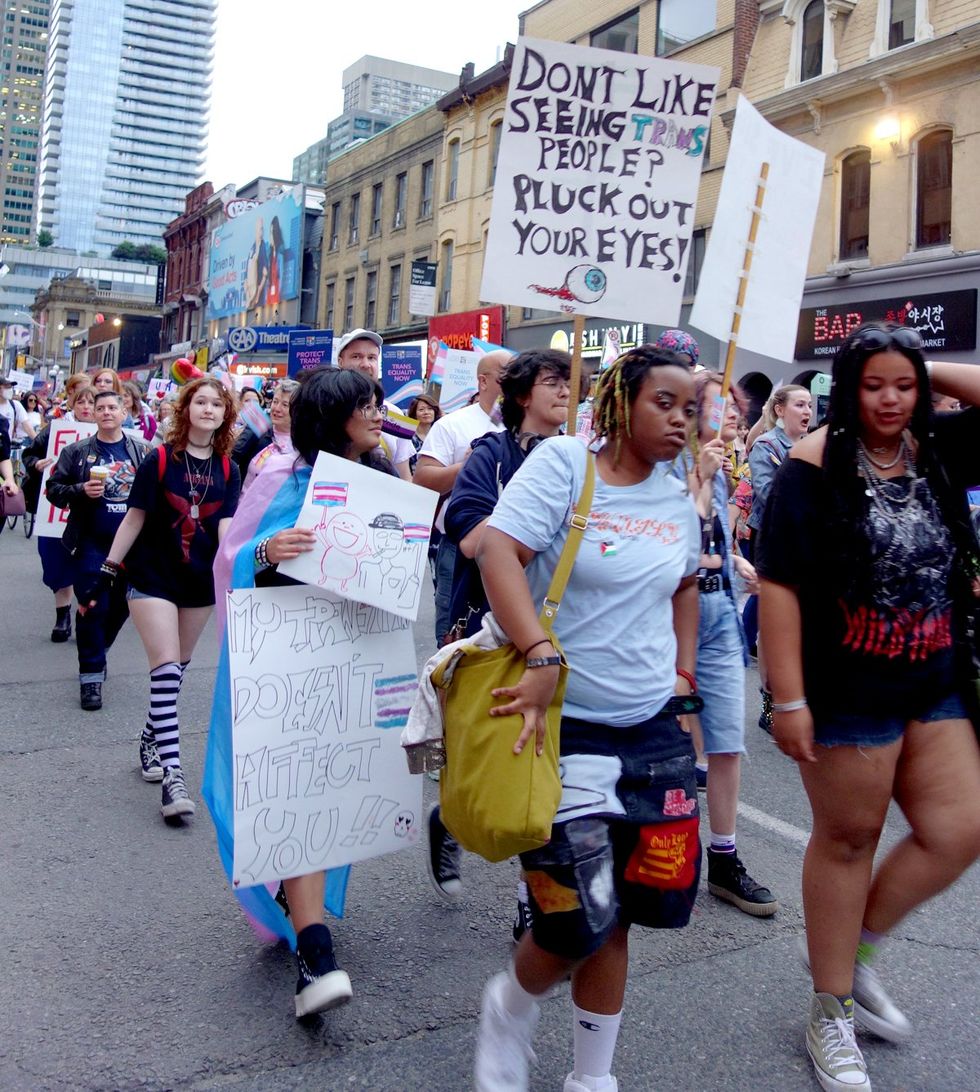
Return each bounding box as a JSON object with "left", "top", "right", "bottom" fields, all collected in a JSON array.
[{"left": 4, "top": 445, "right": 34, "bottom": 538}]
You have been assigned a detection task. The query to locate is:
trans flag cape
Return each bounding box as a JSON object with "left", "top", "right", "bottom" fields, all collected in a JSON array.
[{"left": 203, "top": 451, "right": 350, "bottom": 948}]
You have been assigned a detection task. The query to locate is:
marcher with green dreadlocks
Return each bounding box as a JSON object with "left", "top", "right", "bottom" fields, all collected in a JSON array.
[{"left": 472, "top": 346, "right": 703, "bottom": 1092}]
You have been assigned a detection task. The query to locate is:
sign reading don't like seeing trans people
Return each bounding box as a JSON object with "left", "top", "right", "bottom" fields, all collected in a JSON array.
[{"left": 480, "top": 37, "right": 718, "bottom": 326}]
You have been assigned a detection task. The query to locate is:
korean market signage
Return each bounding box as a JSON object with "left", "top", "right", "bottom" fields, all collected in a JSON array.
[{"left": 795, "top": 289, "right": 978, "bottom": 359}]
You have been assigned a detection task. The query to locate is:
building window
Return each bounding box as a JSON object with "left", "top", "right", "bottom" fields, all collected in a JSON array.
[
  {"left": 365, "top": 269, "right": 378, "bottom": 329},
  {"left": 870, "top": 0, "right": 932, "bottom": 57},
  {"left": 488, "top": 120, "right": 502, "bottom": 188},
  {"left": 393, "top": 172, "right": 407, "bottom": 229},
  {"left": 839, "top": 150, "right": 870, "bottom": 261},
  {"left": 388, "top": 264, "right": 401, "bottom": 326},
  {"left": 916, "top": 129, "right": 952, "bottom": 249},
  {"left": 329, "top": 202, "right": 340, "bottom": 250},
  {"left": 592, "top": 9, "right": 639, "bottom": 53},
  {"left": 889, "top": 0, "right": 915, "bottom": 47},
  {"left": 66, "top": 310, "right": 80, "bottom": 327},
  {"left": 344, "top": 276, "right": 356, "bottom": 329},
  {"left": 419, "top": 161, "right": 434, "bottom": 220},
  {"left": 446, "top": 139, "right": 459, "bottom": 201},
  {"left": 325, "top": 281, "right": 335, "bottom": 329},
  {"left": 655, "top": 0, "right": 714, "bottom": 55},
  {"left": 370, "top": 183, "right": 383, "bottom": 236},
  {"left": 801, "top": 1, "right": 824, "bottom": 82},
  {"left": 348, "top": 192, "right": 360, "bottom": 246},
  {"left": 439, "top": 240, "right": 453, "bottom": 311},
  {"left": 683, "top": 228, "right": 706, "bottom": 299}
]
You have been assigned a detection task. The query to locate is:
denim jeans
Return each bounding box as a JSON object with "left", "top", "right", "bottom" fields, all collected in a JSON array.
[
  {"left": 433, "top": 537, "right": 457, "bottom": 645},
  {"left": 74, "top": 545, "right": 129, "bottom": 682},
  {"left": 696, "top": 591, "right": 748, "bottom": 754}
]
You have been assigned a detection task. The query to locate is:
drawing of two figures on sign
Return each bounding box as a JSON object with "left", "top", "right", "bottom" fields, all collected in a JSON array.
[{"left": 316, "top": 508, "right": 421, "bottom": 609}]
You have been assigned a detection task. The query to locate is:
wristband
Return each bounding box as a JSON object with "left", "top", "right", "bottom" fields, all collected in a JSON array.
[
  {"left": 675, "top": 668, "right": 697, "bottom": 693},
  {"left": 254, "top": 537, "right": 271, "bottom": 569},
  {"left": 772, "top": 698, "right": 808, "bottom": 713},
  {"left": 101, "top": 559, "right": 121, "bottom": 575},
  {"left": 525, "top": 656, "right": 562, "bottom": 668},
  {"left": 523, "top": 638, "right": 553, "bottom": 657}
]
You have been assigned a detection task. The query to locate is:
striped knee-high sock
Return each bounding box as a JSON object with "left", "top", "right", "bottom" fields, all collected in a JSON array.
[{"left": 149, "top": 662, "right": 183, "bottom": 769}]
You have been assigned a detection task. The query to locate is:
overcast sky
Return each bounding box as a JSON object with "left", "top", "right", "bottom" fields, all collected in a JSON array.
[{"left": 206, "top": 1, "right": 527, "bottom": 187}]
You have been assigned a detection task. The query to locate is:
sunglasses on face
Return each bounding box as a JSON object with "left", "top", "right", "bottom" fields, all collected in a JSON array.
[{"left": 853, "top": 326, "right": 922, "bottom": 352}]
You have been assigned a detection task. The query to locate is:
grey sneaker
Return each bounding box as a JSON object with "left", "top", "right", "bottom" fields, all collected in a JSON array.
[
  {"left": 474, "top": 971, "right": 539, "bottom": 1092},
  {"left": 853, "top": 960, "right": 912, "bottom": 1043},
  {"left": 797, "top": 935, "right": 911, "bottom": 1042},
  {"left": 139, "top": 731, "right": 163, "bottom": 782},
  {"left": 160, "top": 766, "right": 196, "bottom": 819},
  {"left": 806, "top": 993, "right": 871, "bottom": 1091}
]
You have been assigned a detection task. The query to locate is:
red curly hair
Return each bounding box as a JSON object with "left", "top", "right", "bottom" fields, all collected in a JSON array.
[{"left": 167, "top": 377, "right": 237, "bottom": 458}]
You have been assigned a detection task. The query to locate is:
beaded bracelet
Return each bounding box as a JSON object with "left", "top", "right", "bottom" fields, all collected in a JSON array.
[{"left": 254, "top": 537, "right": 271, "bottom": 570}]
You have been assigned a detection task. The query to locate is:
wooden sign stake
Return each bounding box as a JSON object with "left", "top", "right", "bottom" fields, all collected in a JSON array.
[{"left": 568, "top": 313, "right": 586, "bottom": 436}]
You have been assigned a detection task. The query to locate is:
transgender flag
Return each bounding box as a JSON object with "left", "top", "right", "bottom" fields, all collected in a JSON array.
[
  {"left": 312, "top": 481, "right": 348, "bottom": 506},
  {"left": 428, "top": 340, "right": 448, "bottom": 385}
]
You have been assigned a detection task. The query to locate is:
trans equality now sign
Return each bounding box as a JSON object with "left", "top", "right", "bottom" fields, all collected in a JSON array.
[{"left": 481, "top": 38, "right": 719, "bottom": 327}]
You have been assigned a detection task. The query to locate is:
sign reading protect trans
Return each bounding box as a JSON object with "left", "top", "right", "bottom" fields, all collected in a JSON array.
[{"left": 227, "top": 325, "right": 310, "bottom": 355}]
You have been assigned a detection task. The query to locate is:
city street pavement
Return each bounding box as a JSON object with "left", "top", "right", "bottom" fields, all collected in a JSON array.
[{"left": 1, "top": 527, "right": 977, "bottom": 1092}]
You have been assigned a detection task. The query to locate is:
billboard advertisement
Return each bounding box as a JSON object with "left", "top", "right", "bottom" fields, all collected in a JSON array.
[
  {"left": 208, "top": 186, "right": 304, "bottom": 321},
  {"left": 427, "top": 307, "right": 505, "bottom": 372}
]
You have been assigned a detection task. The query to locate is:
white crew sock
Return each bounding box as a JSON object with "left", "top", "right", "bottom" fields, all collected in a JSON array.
[
  {"left": 500, "top": 960, "right": 541, "bottom": 1018},
  {"left": 572, "top": 1004, "right": 622, "bottom": 1082}
]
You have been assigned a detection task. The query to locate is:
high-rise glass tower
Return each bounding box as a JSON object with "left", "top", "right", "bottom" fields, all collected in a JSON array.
[
  {"left": 36, "top": 0, "right": 215, "bottom": 255},
  {"left": 0, "top": 0, "right": 50, "bottom": 246}
]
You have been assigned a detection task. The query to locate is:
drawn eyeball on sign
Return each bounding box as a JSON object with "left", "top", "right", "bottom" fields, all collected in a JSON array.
[
  {"left": 393, "top": 811, "right": 415, "bottom": 838},
  {"left": 565, "top": 265, "right": 607, "bottom": 305}
]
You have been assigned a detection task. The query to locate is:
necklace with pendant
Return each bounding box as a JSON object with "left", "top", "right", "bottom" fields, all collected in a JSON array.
[
  {"left": 186, "top": 452, "right": 212, "bottom": 520},
  {"left": 858, "top": 436, "right": 907, "bottom": 471}
]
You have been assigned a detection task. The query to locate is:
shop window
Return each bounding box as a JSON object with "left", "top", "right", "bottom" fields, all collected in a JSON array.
[
  {"left": 839, "top": 150, "right": 870, "bottom": 260},
  {"left": 915, "top": 129, "right": 952, "bottom": 249}
]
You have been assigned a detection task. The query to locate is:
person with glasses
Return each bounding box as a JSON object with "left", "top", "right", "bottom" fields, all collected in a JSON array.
[
  {"left": 242, "top": 378, "right": 300, "bottom": 490},
  {"left": 424, "top": 349, "right": 572, "bottom": 909},
  {"left": 758, "top": 323, "right": 980, "bottom": 1092},
  {"left": 205, "top": 367, "right": 398, "bottom": 1020}
]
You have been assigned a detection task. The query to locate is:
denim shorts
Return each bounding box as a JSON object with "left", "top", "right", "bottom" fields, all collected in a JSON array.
[
  {"left": 518, "top": 712, "right": 701, "bottom": 960},
  {"left": 696, "top": 591, "right": 748, "bottom": 754},
  {"left": 814, "top": 691, "right": 969, "bottom": 748}
]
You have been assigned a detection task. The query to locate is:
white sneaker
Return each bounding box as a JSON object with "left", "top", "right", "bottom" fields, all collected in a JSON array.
[
  {"left": 852, "top": 961, "right": 912, "bottom": 1043},
  {"left": 806, "top": 993, "right": 871, "bottom": 1091},
  {"left": 474, "top": 971, "right": 539, "bottom": 1092},
  {"left": 564, "top": 1073, "right": 618, "bottom": 1091}
]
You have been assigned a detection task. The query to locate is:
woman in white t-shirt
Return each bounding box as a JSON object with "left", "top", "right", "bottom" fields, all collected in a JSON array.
[
  {"left": 19, "top": 392, "right": 42, "bottom": 439},
  {"left": 473, "top": 346, "right": 702, "bottom": 1092}
]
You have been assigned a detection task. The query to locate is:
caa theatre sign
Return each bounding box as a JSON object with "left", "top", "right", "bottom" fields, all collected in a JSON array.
[{"left": 796, "top": 289, "right": 977, "bottom": 359}]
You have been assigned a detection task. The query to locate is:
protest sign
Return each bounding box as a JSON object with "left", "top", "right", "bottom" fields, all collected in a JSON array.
[
  {"left": 689, "top": 95, "right": 825, "bottom": 364},
  {"left": 278, "top": 451, "right": 439, "bottom": 621},
  {"left": 381, "top": 344, "right": 424, "bottom": 407},
  {"left": 481, "top": 37, "right": 719, "bottom": 325},
  {"left": 6, "top": 369, "right": 34, "bottom": 395},
  {"left": 227, "top": 583, "right": 422, "bottom": 887},
  {"left": 36, "top": 421, "right": 97, "bottom": 538},
  {"left": 147, "top": 378, "right": 175, "bottom": 403},
  {"left": 287, "top": 329, "right": 333, "bottom": 374},
  {"left": 438, "top": 348, "right": 481, "bottom": 413}
]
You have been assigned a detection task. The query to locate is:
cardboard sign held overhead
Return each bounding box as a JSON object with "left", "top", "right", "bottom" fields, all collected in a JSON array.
[
  {"left": 689, "top": 95, "right": 825, "bottom": 364},
  {"left": 481, "top": 37, "right": 719, "bottom": 326}
]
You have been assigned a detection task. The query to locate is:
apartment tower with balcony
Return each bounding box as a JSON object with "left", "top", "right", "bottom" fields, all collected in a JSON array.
[{"left": 35, "top": 0, "right": 215, "bottom": 255}]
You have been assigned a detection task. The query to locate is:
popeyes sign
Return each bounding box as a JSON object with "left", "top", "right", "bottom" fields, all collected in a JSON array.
[{"left": 428, "top": 307, "right": 505, "bottom": 369}]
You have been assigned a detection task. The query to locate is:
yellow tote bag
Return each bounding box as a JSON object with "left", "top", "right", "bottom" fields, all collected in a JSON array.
[{"left": 433, "top": 454, "right": 595, "bottom": 862}]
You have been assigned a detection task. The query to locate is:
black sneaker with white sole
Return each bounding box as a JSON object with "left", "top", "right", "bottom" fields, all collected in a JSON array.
[
  {"left": 425, "top": 802, "right": 462, "bottom": 900},
  {"left": 707, "top": 848, "right": 779, "bottom": 917},
  {"left": 294, "top": 923, "right": 352, "bottom": 1018},
  {"left": 512, "top": 897, "right": 534, "bottom": 945},
  {"left": 139, "top": 731, "right": 163, "bottom": 782},
  {"left": 160, "top": 765, "right": 196, "bottom": 819}
]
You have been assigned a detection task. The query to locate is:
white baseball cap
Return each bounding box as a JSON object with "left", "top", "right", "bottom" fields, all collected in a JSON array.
[{"left": 337, "top": 328, "right": 383, "bottom": 355}]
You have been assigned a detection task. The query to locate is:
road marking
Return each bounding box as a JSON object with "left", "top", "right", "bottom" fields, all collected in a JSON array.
[{"left": 737, "top": 801, "right": 811, "bottom": 850}]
